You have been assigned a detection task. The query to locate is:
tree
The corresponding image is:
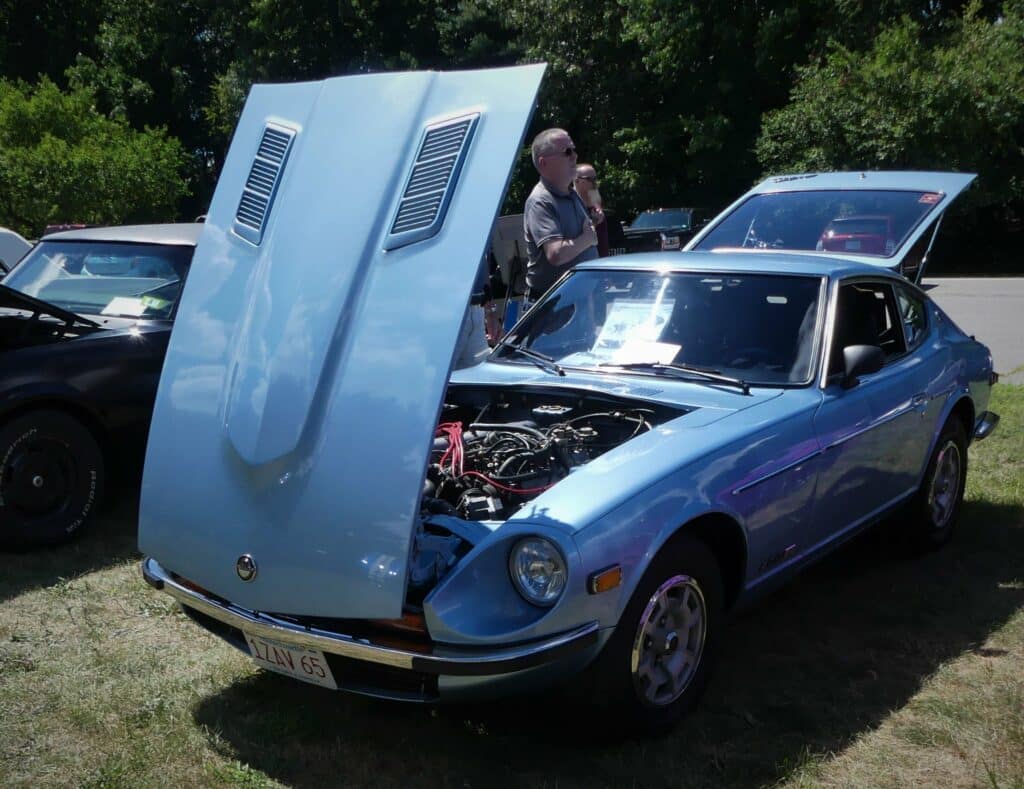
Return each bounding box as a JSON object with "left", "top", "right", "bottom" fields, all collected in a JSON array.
[
  {"left": 0, "top": 0, "right": 104, "bottom": 84},
  {"left": 0, "top": 78, "right": 189, "bottom": 237},
  {"left": 66, "top": 0, "right": 249, "bottom": 216},
  {"left": 757, "top": 1, "right": 1024, "bottom": 212}
]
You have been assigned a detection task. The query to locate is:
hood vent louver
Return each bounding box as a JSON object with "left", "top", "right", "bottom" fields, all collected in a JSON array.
[
  {"left": 384, "top": 113, "right": 479, "bottom": 250},
  {"left": 233, "top": 123, "right": 297, "bottom": 246}
]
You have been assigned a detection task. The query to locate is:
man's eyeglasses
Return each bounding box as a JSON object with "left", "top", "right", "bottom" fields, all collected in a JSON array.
[
  {"left": 561, "top": 145, "right": 577, "bottom": 157},
  {"left": 576, "top": 174, "right": 598, "bottom": 182}
]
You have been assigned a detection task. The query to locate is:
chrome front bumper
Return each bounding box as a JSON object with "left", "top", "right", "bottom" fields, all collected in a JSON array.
[
  {"left": 141, "top": 558, "right": 599, "bottom": 677},
  {"left": 974, "top": 411, "right": 1000, "bottom": 442}
]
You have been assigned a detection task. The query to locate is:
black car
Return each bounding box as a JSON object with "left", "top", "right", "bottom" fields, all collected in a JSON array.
[
  {"left": 622, "top": 207, "right": 712, "bottom": 253},
  {"left": 0, "top": 224, "right": 199, "bottom": 549}
]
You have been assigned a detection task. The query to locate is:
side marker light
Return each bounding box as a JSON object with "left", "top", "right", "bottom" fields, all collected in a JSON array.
[{"left": 587, "top": 565, "right": 622, "bottom": 594}]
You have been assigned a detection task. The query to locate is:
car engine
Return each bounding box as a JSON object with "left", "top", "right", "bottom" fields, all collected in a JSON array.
[
  {"left": 405, "top": 386, "right": 686, "bottom": 602},
  {"left": 425, "top": 409, "right": 653, "bottom": 521}
]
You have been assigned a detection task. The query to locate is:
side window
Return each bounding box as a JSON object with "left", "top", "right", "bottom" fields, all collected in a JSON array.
[
  {"left": 896, "top": 285, "right": 928, "bottom": 350},
  {"left": 829, "top": 281, "right": 908, "bottom": 375}
]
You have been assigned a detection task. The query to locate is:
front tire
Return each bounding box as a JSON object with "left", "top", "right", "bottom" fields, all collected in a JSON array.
[
  {"left": 0, "top": 410, "right": 105, "bottom": 550},
  {"left": 585, "top": 536, "right": 724, "bottom": 732}
]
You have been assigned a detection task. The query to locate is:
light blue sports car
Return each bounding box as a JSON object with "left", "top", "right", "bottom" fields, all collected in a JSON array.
[{"left": 138, "top": 65, "right": 998, "bottom": 730}]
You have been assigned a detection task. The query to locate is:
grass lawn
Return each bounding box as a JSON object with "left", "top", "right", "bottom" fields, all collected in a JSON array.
[{"left": 1, "top": 386, "right": 1021, "bottom": 788}]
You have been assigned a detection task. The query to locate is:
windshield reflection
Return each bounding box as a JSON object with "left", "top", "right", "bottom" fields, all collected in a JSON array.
[
  {"left": 694, "top": 189, "right": 940, "bottom": 257},
  {"left": 3, "top": 241, "right": 192, "bottom": 319},
  {"left": 495, "top": 269, "right": 824, "bottom": 386}
]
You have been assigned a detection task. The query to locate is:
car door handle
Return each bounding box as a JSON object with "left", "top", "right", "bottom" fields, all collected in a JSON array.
[{"left": 912, "top": 392, "right": 928, "bottom": 412}]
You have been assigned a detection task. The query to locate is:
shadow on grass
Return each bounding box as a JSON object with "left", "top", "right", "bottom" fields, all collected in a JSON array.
[
  {"left": 0, "top": 486, "right": 141, "bottom": 603},
  {"left": 193, "top": 498, "right": 1023, "bottom": 789}
]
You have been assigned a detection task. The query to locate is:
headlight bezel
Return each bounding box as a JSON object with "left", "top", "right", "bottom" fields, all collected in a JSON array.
[{"left": 508, "top": 536, "right": 568, "bottom": 607}]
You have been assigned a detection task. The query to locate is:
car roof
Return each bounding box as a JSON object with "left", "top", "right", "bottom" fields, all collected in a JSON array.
[
  {"left": 576, "top": 250, "right": 903, "bottom": 280},
  {"left": 43, "top": 223, "right": 203, "bottom": 246}
]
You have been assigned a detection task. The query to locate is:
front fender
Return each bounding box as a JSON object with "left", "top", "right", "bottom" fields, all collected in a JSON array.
[{"left": 570, "top": 474, "right": 747, "bottom": 630}]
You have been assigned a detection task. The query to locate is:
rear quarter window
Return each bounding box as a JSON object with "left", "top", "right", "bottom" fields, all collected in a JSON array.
[{"left": 896, "top": 286, "right": 929, "bottom": 350}]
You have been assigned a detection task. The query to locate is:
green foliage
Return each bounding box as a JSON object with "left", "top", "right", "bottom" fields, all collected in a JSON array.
[
  {"left": 0, "top": 78, "right": 189, "bottom": 237},
  {"left": 0, "top": 0, "right": 104, "bottom": 84},
  {"left": 757, "top": 2, "right": 1024, "bottom": 211},
  {"left": 2, "top": 0, "right": 1021, "bottom": 231},
  {"left": 65, "top": 0, "right": 250, "bottom": 213}
]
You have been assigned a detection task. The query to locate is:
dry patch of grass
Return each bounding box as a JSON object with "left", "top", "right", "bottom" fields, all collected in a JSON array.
[{"left": 0, "top": 386, "right": 1021, "bottom": 788}]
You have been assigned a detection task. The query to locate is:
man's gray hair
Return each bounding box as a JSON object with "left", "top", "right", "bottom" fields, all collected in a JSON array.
[{"left": 531, "top": 128, "right": 568, "bottom": 169}]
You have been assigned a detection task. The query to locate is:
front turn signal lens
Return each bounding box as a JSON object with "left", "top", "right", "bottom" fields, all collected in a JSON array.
[{"left": 587, "top": 565, "right": 622, "bottom": 594}]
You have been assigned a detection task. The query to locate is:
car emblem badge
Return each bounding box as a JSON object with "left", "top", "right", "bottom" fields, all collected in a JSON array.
[{"left": 236, "top": 554, "right": 257, "bottom": 582}]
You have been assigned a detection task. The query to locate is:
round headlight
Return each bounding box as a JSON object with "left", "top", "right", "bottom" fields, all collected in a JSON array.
[{"left": 508, "top": 537, "right": 567, "bottom": 607}]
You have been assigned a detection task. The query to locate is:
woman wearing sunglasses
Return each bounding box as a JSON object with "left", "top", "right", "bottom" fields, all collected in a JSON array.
[{"left": 574, "top": 163, "right": 610, "bottom": 258}]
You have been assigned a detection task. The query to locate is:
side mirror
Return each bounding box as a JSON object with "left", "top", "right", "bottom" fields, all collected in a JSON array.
[{"left": 842, "top": 344, "right": 885, "bottom": 388}]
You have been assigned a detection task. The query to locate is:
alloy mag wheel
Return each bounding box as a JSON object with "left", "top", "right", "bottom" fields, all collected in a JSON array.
[
  {"left": 630, "top": 574, "right": 708, "bottom": 707},
  {"left": 927, "top": 439, "right": 962, "bottom": 530}
]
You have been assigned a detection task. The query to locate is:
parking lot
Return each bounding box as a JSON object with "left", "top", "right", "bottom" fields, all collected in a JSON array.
[{"left": 927, "top": 277, "right": 1024, "bottom": 383}]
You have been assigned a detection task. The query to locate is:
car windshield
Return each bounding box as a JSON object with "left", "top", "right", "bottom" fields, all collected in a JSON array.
[
  {"left": 630, "top": 209, "right": 691, "bottom": 231},
  {"left": 495, "top": 269, "right": 824, "bottom": 386},
  {"left": 2, "top": 240, "right": 193, "bottom": 319},
  {"left": 826, "top": 217, "right": 889, "bottom": 235},
  {"left": 694, "top": 189, "right": 942, "bottom": 258}
]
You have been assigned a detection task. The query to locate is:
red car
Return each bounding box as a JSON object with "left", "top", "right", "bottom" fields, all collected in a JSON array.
[{"left": 816, "top": 215, "right": 895, "bottom": 256}]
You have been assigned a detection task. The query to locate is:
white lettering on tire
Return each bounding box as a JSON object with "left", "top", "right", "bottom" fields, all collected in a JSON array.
[{"left": 0, "top": 428, "right": 39, "bottom": 508}]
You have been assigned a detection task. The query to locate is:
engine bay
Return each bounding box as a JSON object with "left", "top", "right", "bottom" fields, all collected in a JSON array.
[{"left": 406, "top": 385, "right": 687, "bottom": 603}]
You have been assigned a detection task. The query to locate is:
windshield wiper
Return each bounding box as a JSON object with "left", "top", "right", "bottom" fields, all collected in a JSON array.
[
  {"left": 598, "top": 361, "right": 749, "bottom": 394},
  {"left": 501, "top": 342, "right": 566, "bottom": 376},
  {"left": 0, "top": 284, "right": 100, "bottom": 328}
]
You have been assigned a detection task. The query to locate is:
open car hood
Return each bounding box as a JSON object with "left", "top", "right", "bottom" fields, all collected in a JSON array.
[
  {"left": 684, "top": 171, "right": 976, "bottom": 278},
  {"left": 0, "top": 283, "right": 99, "bottom": 327},
  {"left": 139, "top": 65, "right": 545, "bottom": 618}
]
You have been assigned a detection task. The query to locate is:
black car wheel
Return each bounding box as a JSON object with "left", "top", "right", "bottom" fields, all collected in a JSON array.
[
  {"left": 902, "top": 417, "right": 968, "bottom": 552},
  {"left": 585, "top": 535, "right": 723, "bottom": 732},
  {"left": 0, "top": 410, "right": 105, "bottom": 550}
]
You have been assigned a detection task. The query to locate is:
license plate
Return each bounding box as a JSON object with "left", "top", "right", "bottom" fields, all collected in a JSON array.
[
  {"left": 244, "top": 632, "right": 338, "bottom": 689},
  {"left": 845, "top": 239, "right": 861, "bottom": 251}
]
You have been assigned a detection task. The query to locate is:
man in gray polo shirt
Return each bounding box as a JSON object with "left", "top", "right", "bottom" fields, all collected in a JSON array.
[{"left": 523, "top": 128, "right": 598, "bottom": 302}]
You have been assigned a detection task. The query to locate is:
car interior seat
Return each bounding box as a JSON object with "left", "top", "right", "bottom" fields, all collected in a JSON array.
[{"left": 830, "top": 286, "right": 883, "bottom": 374}]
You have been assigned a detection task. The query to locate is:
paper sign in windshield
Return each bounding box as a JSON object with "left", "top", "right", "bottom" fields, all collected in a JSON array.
[
  {"left": 593, "top": 299, "right": 674, "bottom": 352},
  {"left": 610, "top": 339, "right": 680, "bottom": 365},
  {"left": 101, "top": 296, "right": 147, "bottom": 317}
]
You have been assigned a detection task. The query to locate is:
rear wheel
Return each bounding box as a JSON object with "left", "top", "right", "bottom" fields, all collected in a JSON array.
[
  {"left": 584, "top": 536, "right": 723, "bottom": 732},
  {"left": 0, "top": 410, "right": 105, "bottom": 550},
  {"left": 902, "top": 418, "right": 967, "bottom": 552}
]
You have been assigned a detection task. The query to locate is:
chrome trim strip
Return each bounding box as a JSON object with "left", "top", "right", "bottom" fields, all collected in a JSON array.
[
  {"left": 732, "top": 448, "right": 822, "bottom": 495},
  {"left": 823, "top": 401, "right": 918, "bottom": 451},
  {"left": 818, "top": 276, "right": 841, "bottom": 389},
  {"left": 974, "top": 411, "right": 1000, "bottom": 441},
  {"left": 142, "top": 558, "right": 598, "bottom": 676}
]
